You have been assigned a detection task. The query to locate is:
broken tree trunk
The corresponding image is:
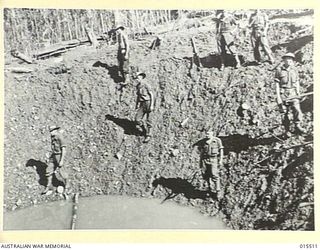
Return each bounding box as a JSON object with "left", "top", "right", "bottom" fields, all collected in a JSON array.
[
  {"left": 11, "top": 50, "right": 34, "bottom": 64},
  {"left": 252, "top": 140, "right": 313, "bottom": 167},
  {"left": 284, "top": 91, "right": 313, "bottom": 101},
  {"left": 298, "top": 202, "right": 314, "bottom": 208},
  {"left": 274, "top": 141, "right": 313, "bottom": 153},
  {"left": 34, "top": 36, "right": 105, "bottom": 59},
  {"left": 35, "top": 39, "right": 83, "bottom": 59},
  {"left": 85, "top": 27, "right": 99, "bottom": 48},
  {"left": 7, "top": 67, "right": 33, "bottom": 73},
  {"left": 150, "top": 36, "right": 161, "bottom": 50},
  {"left": 190, "top": 37, "right": 202, "bottom": 68},
  {"left": 269, "top": 91, "right": 313, "bottom": 109}
]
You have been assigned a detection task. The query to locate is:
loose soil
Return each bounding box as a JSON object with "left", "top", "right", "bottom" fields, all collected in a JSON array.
[{"left": 4, "top": 11, "right": 314, "bottom": 230}]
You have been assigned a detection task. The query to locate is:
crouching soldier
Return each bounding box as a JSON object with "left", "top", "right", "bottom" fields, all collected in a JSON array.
[
  {"left": 275, "top": 53, "right": 305, "bottom": 134},
  {"left": 43, "top": 125, "right": 69, "bottom": 195},
  {"left": 194, "top": 130, "right": 224, "bottom": 199},
  {"left": 135, "top": 72, "right": 155, "bottom": 143}
]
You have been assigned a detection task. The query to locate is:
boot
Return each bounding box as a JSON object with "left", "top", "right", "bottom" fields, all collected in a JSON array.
[
  {"left": 143, "top": 135, "right": 151, "bottom": 143},
  {"left": 269, "top": 57, "right": 275, "bottom": 64},
  {"left": 234, "top": 55, "right": 241, "bottom": 69},
  {"left": 219, "top": 55, "right": 225, "bottom": 71},
  {"left": 135, "top": 124, "right": 144, "bottom": 134},
  {"left": 217, "top": 190, "right": 223, "bottom": 201},
  {"left": 42, "top": 185, "right": 53, "bottom": 195}
]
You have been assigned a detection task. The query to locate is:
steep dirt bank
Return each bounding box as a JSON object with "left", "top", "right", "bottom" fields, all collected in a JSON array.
[{"left": 4, "top": 14, "right": 314, "bottom": 230}]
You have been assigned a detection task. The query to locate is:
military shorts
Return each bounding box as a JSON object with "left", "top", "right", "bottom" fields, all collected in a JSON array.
[
  {"left": 251, "top": 29, "right": 270, "bottom": 48},
  {"left": 280, "top": 88, "right": 299, "bottom": 103},
  {"left": 135, "top": 100, "right": 153, "bottom": 130},
  {"left": 117, "top": 49, "right": 129, "bottom": 74},
  {"left": 217, "top": 33, "right": 236, "bottom": 54},
  {"left": 251, "top": 28, "right": 265, "bottom": 39},
  {"left": 201, "top": 157, "right": 219, "bottom": 178},
  {"left": 280, "top": 88, "right": 303, "bottom": 122},
  {"left": 47, "top": 154, "right": 68, "bottom": 182}
]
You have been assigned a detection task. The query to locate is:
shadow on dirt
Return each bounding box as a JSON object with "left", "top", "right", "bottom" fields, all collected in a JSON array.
[
  {"left": 184, "top": 53, "right": 246, "bottom": 69},
  {"left": 25, "top": 159, "right": 64, "bottom": 188},
  {"left": 220, "top": 134, "right": 280, "bottom": 154},
  {"left": 301, "top": 96, "right": 313, "bottom": 114},
  {"left": 300, "top": 85, "right": 313, "bottom": 113},
  {"left": 193, "top": 134, "right": 280, "bottom": 155},
  {"left": 151, "top": 176, "right": 217, "bottom": 203},
  {"left": 271, "top": 35, "right": 313, "bottom": 55},
  {"left": 105, "top": 114, "right": 144, "bottom": 136},
  {"left": 26, "top": 159, "right": 48, "bottom": 186},
  {"left": 282, "top": 148, "right": 313, "bottom": 178},
  {"left": 93, "top": 61, "right": 122, "bottom": 83}
]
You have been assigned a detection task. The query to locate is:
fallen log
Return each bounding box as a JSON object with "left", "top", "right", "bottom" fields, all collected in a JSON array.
[
  {"left": 274, "top": 141, "right": 313, "bottom": 153},
  {"left": 269, "top": 91, "right": 313, "bottom": 109},
  {"left": 11, "top": 50, "right": 34, "bottom": 64},
  {"left": 284, "top": 91, "right": 313, "bottom": 101},
  {"left": 34, "top": 33, "right": 108, "bottom": 59},
  {"left": 35, "top": 39, "right": 85, "bottom": 59},
  {"left": 251, "top": 141, "right": 313, "bottom": 169},
  {"left": 298, "top": 202, "right": 314, "bottom": 208},
  {"left": 7, "top": 67, "right": 33, "bottom": 73}
]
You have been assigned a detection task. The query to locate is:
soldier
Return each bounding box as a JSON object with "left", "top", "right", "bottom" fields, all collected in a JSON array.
[
  {"left": 135, "top": 72, "right": 155, "bottom": 143},
  {"left": 216, "top": 10, "right": 241, "bottom": 70},
  {"left": 43, "top": 125, "right": 69, "bottom": 195},
  {"left": 116, "top": 26, "right": 130, "bottom": 84},
  {"left": 275, "top": 52, "right": 305, "bottom": 134},
  {"left": 194, "top": 130, "right": 224, "bottom": 199},
  {"left": 249, "top": 9, "right": 274, "bottom": 64}
]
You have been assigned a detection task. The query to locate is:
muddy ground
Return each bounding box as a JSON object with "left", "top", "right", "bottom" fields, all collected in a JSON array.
[{"left": 4, "top": 11, "right": 314, "bottom": 230}]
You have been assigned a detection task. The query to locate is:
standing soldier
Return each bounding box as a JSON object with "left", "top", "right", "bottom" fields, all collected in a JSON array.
[
  {"left": 43, "top": 125, "right": 69, "bottom": 195},
  {"left": 216, "top": 10, "right": 241, "bottom": 70},
  {"left": 116, "top": 26, "right": 130, "bottom": 84},
  {"left": 194, "top": 130, "right": 224, "bottom": 199},
  {"left": 249, "top": 9, "right": 274, "bottom": 64},
  {"left": 275, "top": 53, "right": 305, "bottom": 134},
  {"left": 135, "top": 72, "right": 155, "bottom": 143}
]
